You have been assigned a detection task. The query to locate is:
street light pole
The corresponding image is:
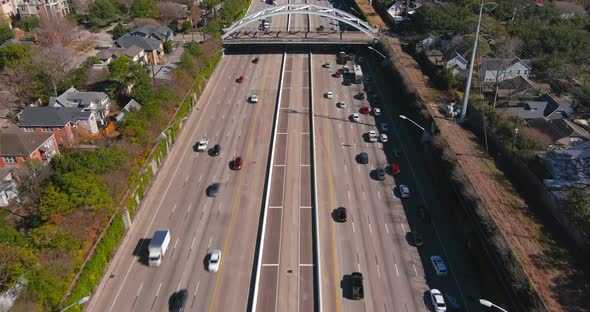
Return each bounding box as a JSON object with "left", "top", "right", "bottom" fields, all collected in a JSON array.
[
  {"left": 479, "top": 299, "right": 509, "bottom": 312},
  {"left": 399, "top": 114, "right": 425, "bottom": 131},
  {"left": 60, "top": 295, "right": 90, "bottom": 312},
  {"left": 367, "top": 46, "right": 387, "bottom": 60},
  {"left": 459, "top": 0, "right": 485, "bottom": 120}
]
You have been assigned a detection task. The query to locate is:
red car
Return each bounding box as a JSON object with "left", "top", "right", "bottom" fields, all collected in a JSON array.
[
  {"left": 236, "top": 76, "right": 245, "bottom": 83},
  {"left": 232, "top": 157, "right": 243, "bottom": 170},
  {"left": 390, "top": 163, "right": 400, "bottom": 175},
  {"left": 334, "top": 72, "right": 342, "bottom": 78},
  {"left": 360, "top": 106, "right": 370, "bottom": 114}
]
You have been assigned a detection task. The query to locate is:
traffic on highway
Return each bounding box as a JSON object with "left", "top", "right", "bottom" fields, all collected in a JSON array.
[{"left": 85, "top": 0, "right": 490, "bottom": 310}]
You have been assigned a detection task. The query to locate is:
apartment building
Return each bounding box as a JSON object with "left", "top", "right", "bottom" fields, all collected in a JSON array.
[{"left": 17, "top": 0, "right": 69, "bottom": 18}]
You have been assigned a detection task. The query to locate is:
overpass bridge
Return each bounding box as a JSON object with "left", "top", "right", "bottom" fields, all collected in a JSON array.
[{"left": 222, "top": 4, "right": 379, "bottom": 45}]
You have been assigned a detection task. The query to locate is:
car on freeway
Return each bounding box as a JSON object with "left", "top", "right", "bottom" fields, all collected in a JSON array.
[
  {"left": 323, "top": 62, "right": 331, "bottom": 68},
  {"left": 252, "top": 57, "right": 259, "bottom": 64},
  {"left": 232, "top": 157, "right": 243, "bottom": 170},
  {"left": 417, "top": 205, "right": 431, "bottom": 223},
  {"left": 351, "top": 113, "right": 360, "bottom": 122},
  {"left": 342, "top": 80, "right": 352, "bottom": 86},
  {"left": 325, "top": 91, "right": 334, "bottom": 99},
  {"left": 337, "top": 101, "right": 346, "bottom": 108},
  {"left": 357, "top": 152, "right": 369, "bottom": 164},
  {"left": 411, "top": 231, "right": 424, "bottom": 247},
  {"left": 335, "top": 207, "right": 347, "bottom": 222},
  {"left": 360, "top": 106, "right": 370, "bottom": 114},
  {"left": 390, "top": 163, "right": 400, "bottom": 175},
  {"left": 249, "top": 94, "right": 259, "bottom": 103},
  {"left": 334, "top": 72, "right": 342, "bottom": 78},
  {"left": 195, "top": 138, "right": 208, "bottom": 152},
  {"left": 207, "top": 183, "right": 220, "bottom": 197},
  {"left": 373, "top": 107, "right": 381, "bottom": 116},
  {"left": 170, "top": 289, "right": 188, "bottom": 312},
  {"left": 431, "top": 255, "right": 449, "bottom": 276},
  {"left": 429, "top": 289, "right": 447, "bottom": 312},
  {"left": 210, "top": 144, "right": 221, "bottom": 156},
  {"left": 208, "top": 250, "right": 222, "bottom": 272},
  {"left": 380, "top": 122, "right": 389, "bottom": 132},
  {"left": 375, "top": 166, "right": 386, "bottom": 181},
  {"left": 380, "top": 133, "right": 388, "bottom": 143},
  {"left": 399, "top": 184, "right": 410, "bottom": 198},
  {"left": 366, "top": 130, "right": 378, "bottom": 142},
  {"left": 236, "top": 75, "right": 245, "bottom": 83},
  {"left": 356, "top": 92, "right": 365, "bottom": 100}
]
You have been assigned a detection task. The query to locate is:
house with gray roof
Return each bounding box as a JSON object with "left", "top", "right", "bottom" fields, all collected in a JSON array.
[
  {"left": 115, "top": 34, "right": 164, "bottom": 65},
  {"left": 444, "top": 52, "right": 468, "bottom": 76},
  {"left": 543, "top": 140, "right": 590, "bottom": 189},
  {"left": 0, "top": 125, "right": 59, "bottom": 168},
  {"left": 115, "top": 99, "right": 142, "bottom": 122},
  {"left": 481, "top": 57, "right": 531, "bottom": 83},
  {"left": 129, "top": 24, "right": 174, "bottom": 42},
  {"left": 49, "top": 87, "right": 110, "bottom": 126},
  {"left": 96, "top": 45, "right": 148, "bottom": 66},
  {"left": 18, "top": 106, "right": 99, "bottom": 145}
]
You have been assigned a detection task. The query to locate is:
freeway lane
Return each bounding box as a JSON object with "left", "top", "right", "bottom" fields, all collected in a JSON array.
[{"left": 87, "top": 52, "right": 282, "bottom": 312}]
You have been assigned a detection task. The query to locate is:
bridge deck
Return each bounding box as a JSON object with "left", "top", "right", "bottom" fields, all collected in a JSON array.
[{"left": 222, "top": 31, "right": 374, "bottom": 45}]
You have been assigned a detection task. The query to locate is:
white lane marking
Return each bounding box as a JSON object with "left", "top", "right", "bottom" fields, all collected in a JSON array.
[
  {"left": 377, "top": 190, "right": 381, "bottom": 199},
  {"left": 177, "top": 281, "right": 182, "bottom": 291},
  {"left": 385, "top": 223, "right": 389, "bottom": 234},
  {"left": 369, "top": 222, "right": 372, "bottom": 234},
  {"left": 226, "top": 174, "right": 229, "bottom": 182},
  {"left": 185, "top": 176, "right": 189, "bottom": 184},
  {"left": 194, "top": 281, "right": 200, "bottom": 296},
  {"left": 174, "top": 238, "right": 179, "bottom": 250},
  {"left": 187, "top": 203, "right": 192, "bottom": 214},
  {"left": 347, "top": 190, "right": 350, "bottom": 200},
  {"left": 136, "top": 283, "right": 143, "bottom": 297},
  {"left": 213, "top": 175, "right": 216, "bottom": 181},
  {"left": 339, "top": 123, "right": 342, "bottom": 128},
  {"left": 363, "top": 188, "right": 366, "bottom": 200},
  {"left": 155, "top": 283, "right": 162, "bottom": 297},
  {"left": 352, "top": 222, "right": 355, "bottom": 233},
  {"left": 218, "top": 202, "right": 222, "bottom": 212},
  {"left": 344, "top": 164, "right": 347, "bottom": 173},
  {"left": 274, "top": 164, "right": 286, "bottom": 167},
  {"left": 413, "top": 264, "right": 418, "bottom": 276},
  {"left": 301, "top": 164, "right": 311, "bottom": 167},
  {"left": 376, "top": 265, "right": 381, "bottom": 279},
  {"left": 269, "top": 206, "right": 283, "bottom": 209},
  {"left": 395, "top": 263, "right": 400, "bottom": 277},
  {"left": 208, "top": 237, "right": 212, "bottom": 249},
  {"left": 392, "top": 190, "right": 395, "bottom": 198},
  {"left": 300, "top": 206, "right": 312, "bottom": 209},
  {"left": 191, "top": 237, "right": 196, "bottom": 250},
  {"left": 203, "top": 203, "right": 207, "bottom": 212},
  {"left": 262, "top": 263, "right": 279, "bottom": 267},
  {"left": 171, "top": 203, "right": 177, "bottom": 214},
  {"left": 357, "top": 263, "right": 361, "bottom": 272},
  {"left": 401, "top": 223, "right": 405, "bottom": 233},
  {"left": 277, "top": 132, "right": 288, "bottom": 134},
  {"left": 199, "top": 175, "right": 203, "bottom": 183},
  {"left": 300, "top": 264, "right": 315, "bottom": 266}
]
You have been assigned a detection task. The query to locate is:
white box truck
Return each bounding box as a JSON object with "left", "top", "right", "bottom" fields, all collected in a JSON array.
[{"left": 148, "top": 229, "right": 170, "bottom": 267}]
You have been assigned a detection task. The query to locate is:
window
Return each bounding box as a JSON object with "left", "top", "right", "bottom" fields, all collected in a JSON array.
[
  {"left": 44, "top": 139, "right": 53, "bottom": 149},
  {"left": 3, "top": 156, "right": 16, "bottom": 164},
  {"left": 517, "top": 70, "right": 521, "bottom": 75},
  {"left": 23, "top": 127, "right": 34, "bottom": 132},
  {"left": 524, "top": 70, "right": 528, "bottom": 75},
  {"left": 42, "top": 127, "right": 52, "bottom": 132}
]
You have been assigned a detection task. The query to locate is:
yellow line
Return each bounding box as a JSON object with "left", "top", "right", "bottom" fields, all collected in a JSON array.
[
  {"left": 209, "top": 55, "right": 272, "bottom": 312},
  {"left": 324, "top": 87, "right": 341, "bottom": 312}
]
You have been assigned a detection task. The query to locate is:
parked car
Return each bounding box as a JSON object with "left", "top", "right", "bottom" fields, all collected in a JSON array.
[
  {"left": 323, "top": 62, "right": 331, "bottom": 68},
  {"left": 356, "top": 92, "right": 365, "bottom": 100},
  {"left": 380, "top": 122, "right": 389, "bottom": 132},
  {"left": 232, "top": 157, "right": 243, "bottom": 170},
  {"left": 208, "top": 250, "right": 222, "bottom": 272},
  {"left": 249, "top": 94, "right": 259, "bottom": 103},
  {"left": 342, "top": 80, "right": 352, "bottom": 86},
  {"left": 335, "top": 207, "right": 347, "bottom": 222},
  {"left": 334, "top": 72, "right": 342, "bottom": 78},
  {"left": 195, "top": 138, "right": 208, "bottom": 152},
  {"left": 237, "top": 76, "right": 245, "bottom": 83},
  {"left": 429, "top": 289, "right": 447, "bottom": 312},
  {"left": 399, "top": 184, "right": 410, "bottom": 198},
  {"left": 357, "top": 152, "right": 369, "bottom": 164},
  {"left": 360, "top": 106, "right": 370, "bottom": 114},
  {"left": 431, "top": 256, "right": 448, "bottom": 276},
  {"left": 351, "top": 113, "right": 360, "bottom": 122}
]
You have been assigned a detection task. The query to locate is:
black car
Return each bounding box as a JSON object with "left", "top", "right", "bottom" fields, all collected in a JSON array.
[
  {"left": 210, "top": 144, "right": 221, "bottom": 156},
  {"left": 171, "top": 289, "right": 188, "bottom": 312},
  {"left": 207, "top": 183, "right": 220, "bottom": 197},
  {"left": 375, "top": 167, "right": 386, "bottom": 181},
  {"left": 335, "top": 207, "right": 347, "bottom": 222},
  {"left": 356, "top": 92, "right": 365, "bottom": 100},
  {"left": 252, "top": 57, "right": 259, "bottom": 64},
  {"left": 411, "top": 231, "right": 424, "bottom": 247},
  {"left": 342, "top": 80, "right": 352, "bottom": 86},
  {"left": 417, "top": 205, "right": 431, "bottom": 223},
  {"left": 357, "top": 152, "right": 369, "bottom": 164}
]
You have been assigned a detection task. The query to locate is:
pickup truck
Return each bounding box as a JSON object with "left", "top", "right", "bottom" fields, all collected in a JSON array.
[
  {"left": 351, "top": 272, "right": 364, "bottom": 300},
  {"left": 195, "top": 138, "right": 208, "bottom": 152}
]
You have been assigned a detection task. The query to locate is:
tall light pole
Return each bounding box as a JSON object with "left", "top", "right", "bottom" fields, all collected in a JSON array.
[
  {"left": 60, "top": 295, "right": 90, "bottom": 312},
  {"left": 399, "top": 115, "right": 432, "bottom": 142},
  {"left": 480, "top": 298, "right": 508, "bottom": 312},
  {"left": 459, "top": 0, "right": 485, "bottom": 120},
  {"left": 367, "top": 46, "right": 387, "bottom": 60}
]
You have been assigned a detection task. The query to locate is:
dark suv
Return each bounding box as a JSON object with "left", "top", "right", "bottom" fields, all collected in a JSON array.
[
  {"left": 210, "top": 144, "right": 221, "bottom": 156},
  {"left": 170, "top": 289, "right": 188, "bottom": 312},
  {"left": 357, "top": 152, "right": 369, "bottom": 164},
  {"left": 335, "top": 207, "right": 347, "bottom": 222}
]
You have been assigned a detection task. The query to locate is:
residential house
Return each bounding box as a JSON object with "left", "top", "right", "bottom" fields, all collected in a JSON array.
[
  {"left": 0, "top": 39, "right": 35, "bottom": 47},
  {"left": 16, "top": 0, "right": 69, "bottom": 17},
  {"left": 96, "top": 45, "right": 148, "bottom": 66},
  {"left": 543, "top": 140, "right": 590, "bottom": 189},
  {"left": 388, "top": 0, "right": 422, "bottom": 23},
  {"left": 0, "top": 169, "right": 18, "bottom": 207},
  {"left": 481, "top": 57, "right": 531, "bottom": 83},
  {"left": 18, "top": 106, "right": 99, "bottom": 145},
  {"left": 129, "top": 24, "right": 174, "bottom": 42},
  {"left": 415, "top": 33, "right": 438, "bottom": 53},
  {"left": 0, "top": 125, "right": 59, "bottom": 168},
  {"left": 115, "top": 34, "right": 164, "bottom": 65},
  {"left": 49, "top": 87, "right": 110, "bottom": 126},
  {"left": 115, "top": 99, "right": 141, "bottom": 122},
  {"left": 0, "top": 0, "right": 17, "bottom": 20},
  {"left": 444, "top": 52, "right": 468, "bottom": 76},
  {"left": 425, "top": 49, "right": 444, "bottom": 66}
]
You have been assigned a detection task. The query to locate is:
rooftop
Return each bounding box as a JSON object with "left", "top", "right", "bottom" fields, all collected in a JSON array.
[
  {"left": 18, "top": 106, "right": 92, "bottom": 127},
  {"left": 0, "top": 126, "right": 52, "bottom": 157}
]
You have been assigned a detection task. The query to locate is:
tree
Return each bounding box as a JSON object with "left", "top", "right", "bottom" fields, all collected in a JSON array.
[
  {"left": 34, "top": 13, "right": 74, "bottom": 47},
  {"left": 202, "top": 20, "right": 221, "bottom": 39},
  {"left": 182, "top": 21, "right": 192, "bottom": 33},
  {"left": 409, "top": 3, "right": 474, "bottom": 34},
  {"left": 112, "top": 23, "right": 128, "bottom": 40},
  {"left": 39, "top": 184, "right": 75, "bottom": 221},
  {"left": 0, "top": 246, "right": 36, "bottom": 291},
  {"left": 14, "top": 160, "right": 53, "bottom": 206},
  {"left": 131, "top": 0, "right": 159, "bottom": 18},
  {"left": 89, "top": 0, "right": 120, "bottom": 25},
  {"left": 158, "top": 2, "right": 187, "bottom": 20},
  {"left": 563, "top": 189, "right": 590, "bottom": 234},
  {"left": 0, "top": 63, "right": 41, "bottom": 107},
  {"left": 13, "top": 16, "right": 41, "bottom": 31},
  {"left": 163, "top": 41, "right": 173, "bottom": 54},
  {"left": 185, "top": 41, "right": 202, "bottom": 56},
  {"left": 0, "top": 24, "right": 13, "bottom": 45},
  {"left": 56, "top": 173, "right": 112, "bottom": 210},
  {"left": 0, "top": 44, "right": 31, "bottom": 68},
  {"left": 32, "top": 46, "right": 75, "bottom": 96}
]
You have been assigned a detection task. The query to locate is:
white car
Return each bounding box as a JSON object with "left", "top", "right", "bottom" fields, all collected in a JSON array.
[
  {"left": 337, "top": 101, "right": 346, "bottom": 108},
  {"left": 429, "top": 289, "right": 447, "bottom": 312},
  {"left": 325, "top": 91, "right": 333, "bottom": 99},
  {"left": 380, "top": 133, "right": 388, "bottom": 143},
  {"left": 351, "top": 113, "right": 359, "bottom": 122},
  {"left": 399, "top": 184, "right": 410, "bottom": 198},
  {"left": 208, "top": 250, "right": 222, "bottom": 272},
  {"left": 196, "top": 138, "right": 209, "bottom": 152},
  {"left": 249, "top": 94, "right": 259, "bottom": 103},
  {"left": 373, "top": 107, "right": 381, "bottom": 116},
  {"left": 430, "top": 255, "right": 448, "bottom": 276},
  {"left": 368, "top": 130, "right": 377, "bottom": 138},
  {"left": 324, "top": 62, "right": 331, "bottom": 68},
  {"left": 380, "top": 122, "right": 389, "bottom": 132}
]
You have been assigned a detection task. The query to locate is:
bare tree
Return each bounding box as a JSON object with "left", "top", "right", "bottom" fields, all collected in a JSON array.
[
  {"left": 158, "top": 2, "right": 188, "bottom": 20},
  {"left": 14, "top": 160, "right": 53, "bottom": 207},
  {"left": 70, "top": 0, "right": 91, "bottom": 15},
  {"left": 0, "top": 64, "right": 38, "bottom": 107},
  {"left": 489, "top": 37, "right": 524, "bottom": 107},
  {"left": 35, "top": 12, "right": 75, "bottom": 47},
  {"left": 32, "top": 46, "right": 76, "bottom": 97},
  {"left": 121, "top": 0, "right": 134, "bottom": 15},
  {"left": 131, "top": 18, "right": 161, "bottom": 28}
]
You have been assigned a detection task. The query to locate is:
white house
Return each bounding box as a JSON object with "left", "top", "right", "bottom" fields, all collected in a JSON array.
[
  {"left": 444, "top": 52, "right": 468, "bottom": 76},
  {"left": 481, "top": 58, "right": 531, "bottom": 83},
  {"left": 0, "top": 170, "right": 18, "bottom": 207},
  {"left": 49, "top": 87, "right": 110, "bottom": 126}
]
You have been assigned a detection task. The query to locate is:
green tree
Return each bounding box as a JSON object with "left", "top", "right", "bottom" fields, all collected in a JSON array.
[
  {"left": 120, "top": 109, "right": 149, "bottom": 142},
  {"left": 39, "top": 183, "right": 75, "bottom": 221},
  {"left": 202, "top": 20, "right": 221, "bottom": 39},
  {"left": 0, "top": 44, "right": 31, "bottom": 68},
  {"left": 108, "top": 56, "right": 153, "bottom": 101},
  {"left": 179, "top": 50, "right": 193, "bottom": 69},
  {"left": 13, "top": 16, "right": 40, "bottom": 31},
  {"left": 29, "top": 224, "right": 81, "bottom": 251},
  {"left": 0, "top": 246, "right": 36, "bottom": 291},
  {"left": 112, "top": 22, "right": 128, "bottom": 40},
  {"left": 563, "top": 189, "right": 590, "bottom": 234},
  {"left": 163, "top": 41, "right": 173, "bottom": 54},
  {"left": 131, "top": 0, "right": 159, "bottom": 18},
  {"left": 0, "top": 24, "right": 13, "bottom": 45},
  {"left": 56, "top": 173, "right": 112, "bottom": 211},
  {"left": 182, "top": 20, "right": 192, "bottom": 33},
  {"left": 89, "top": 0, "right": 119, "bottom": 25},
  {"left": 185, "top": 41, "right": 203, "bottom": 57},
  {"left": 410, "top": 4, "right": 474, "bottom": 34},
  {"left": 28, "top": 265, "right": 69, "bottom": 309}
]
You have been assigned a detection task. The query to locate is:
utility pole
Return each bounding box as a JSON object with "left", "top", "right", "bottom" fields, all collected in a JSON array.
[{"left": 459, "top": 0, "right": 485, "bottom": 120}]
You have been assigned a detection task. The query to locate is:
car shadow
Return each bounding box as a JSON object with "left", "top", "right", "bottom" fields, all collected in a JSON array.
[
  {"left": 132, "top": 238, "right": 151, "bottom": 266},
  {"left": 404, "top": 232, "right": 414, "bottom": 246},
  {"left": 203, "top": 253, "right": 210, "bottom": 271},
  {"left": 340, "top": 274, "right": 353, "bottom": 299},
  {"left": 423, "top": 290, "right": 433, "bottom": 311}
]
